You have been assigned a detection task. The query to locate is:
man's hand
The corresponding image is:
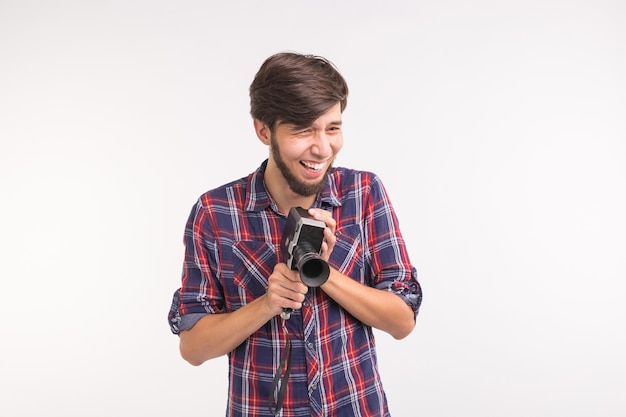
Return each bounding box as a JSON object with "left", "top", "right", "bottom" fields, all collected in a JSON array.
[
  {"left": 307, "top": 208, "right": 337, "bottom": 261},
  {"left": 266, "top": 263, "right": 309, "bottom": 316}
]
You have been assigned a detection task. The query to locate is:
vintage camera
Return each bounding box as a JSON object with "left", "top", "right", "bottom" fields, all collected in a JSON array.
[{"left": 280, "top": 207, "right": 330, "bottom": 288}]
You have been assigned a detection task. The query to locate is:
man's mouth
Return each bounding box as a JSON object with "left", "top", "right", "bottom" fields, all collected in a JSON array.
[{"left": 301, "top": 161, "right": 325, "bottom": 172}]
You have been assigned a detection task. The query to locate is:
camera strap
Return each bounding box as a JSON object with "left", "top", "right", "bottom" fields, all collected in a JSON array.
[{"left": 268, "top": 317, "right": 293, "bottom": 416}]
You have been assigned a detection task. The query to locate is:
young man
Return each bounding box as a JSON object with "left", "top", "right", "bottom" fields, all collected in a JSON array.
[{"left": 168, "top": 52, "right": 422, "bottom": 417}]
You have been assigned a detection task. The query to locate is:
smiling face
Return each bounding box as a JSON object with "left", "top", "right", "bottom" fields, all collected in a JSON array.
[
  {"left": 271, "top": 103, "right": 343, "bottom": 197},
  {"left": 257, "top": 102, "right": 344, "bottom": 206}
]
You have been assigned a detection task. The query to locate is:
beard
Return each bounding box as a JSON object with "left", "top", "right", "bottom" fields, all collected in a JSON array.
[{"left": 271, "top": 133, "right": 331, "bottom": 197}]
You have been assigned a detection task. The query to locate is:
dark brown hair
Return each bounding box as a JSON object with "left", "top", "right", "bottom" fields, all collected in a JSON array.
[{"left": 249, "top": 52, "right": 349, "bottom": 130}]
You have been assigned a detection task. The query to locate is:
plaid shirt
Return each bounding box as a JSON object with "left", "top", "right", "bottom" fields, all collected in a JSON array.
[{"left": 169, "top": 160, "right": 421, "bottom": 417}]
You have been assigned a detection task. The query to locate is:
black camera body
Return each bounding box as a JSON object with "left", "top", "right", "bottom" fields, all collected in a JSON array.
[{"left": 280, "top": 207, "right": 330, "bottom": 288}]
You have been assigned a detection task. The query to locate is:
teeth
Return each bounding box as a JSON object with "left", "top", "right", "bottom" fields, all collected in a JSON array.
[{"left": 302, "top": 161, "right": 324, "bottom": 171}]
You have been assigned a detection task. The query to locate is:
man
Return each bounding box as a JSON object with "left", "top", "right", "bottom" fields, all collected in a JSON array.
[{"left": 168, "top": 52, "right": 422, "bottom": 417}]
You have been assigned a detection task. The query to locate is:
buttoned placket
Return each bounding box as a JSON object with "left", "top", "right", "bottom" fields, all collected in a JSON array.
[{"left": 301, "top": 291, "right": 324, "bottom": 416}]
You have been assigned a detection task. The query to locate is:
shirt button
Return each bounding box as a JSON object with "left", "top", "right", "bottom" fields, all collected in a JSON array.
[
  {"left": 303, "top": 300, "right": 309, "bottom": 307},
  {"left": 307, "top": 342, "right": 314, "bottom": 349},
  {"left": 310, "top": 383, "right": 317, "bottom": 391}
]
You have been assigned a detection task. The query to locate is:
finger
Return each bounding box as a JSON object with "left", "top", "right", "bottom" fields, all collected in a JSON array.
[
  {"left": 323, "top": 226, "right": 336, "bottom": 245},
  {"left": 275, "top": 263, "right": 303, "bottom": 283},
  {"left": 308, "top": 208, "right": 336, "bottom": 231},
  {"left": 267, "top": 275, "right": 307, "bottom": 311},
  {"left": 273, "top": 264, "right": 308, "bottom": 293}
]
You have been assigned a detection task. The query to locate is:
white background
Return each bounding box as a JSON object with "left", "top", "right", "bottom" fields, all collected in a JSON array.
[{"left": 1, "top": 1, "right": 625, "bottom": 416}]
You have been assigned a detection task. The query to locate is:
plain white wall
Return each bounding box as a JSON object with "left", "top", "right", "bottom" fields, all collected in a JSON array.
[{"left": 1, "top": 1, "right": 625, "bottom": 416}]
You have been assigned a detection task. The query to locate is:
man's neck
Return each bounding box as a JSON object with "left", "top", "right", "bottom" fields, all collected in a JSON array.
[
  {"left": 263, "top": 165, "right": 316, "bottom": 215},
  {"left": 269, "top": 184, "right": 316, "bottom": 216}
]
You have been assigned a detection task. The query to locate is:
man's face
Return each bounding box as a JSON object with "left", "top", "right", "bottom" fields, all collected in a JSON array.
[{"left": 270, "top": 103, "right": 344, "bottom": 197}]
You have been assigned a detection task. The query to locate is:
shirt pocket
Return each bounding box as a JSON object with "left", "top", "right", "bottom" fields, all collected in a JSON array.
[
  {"left": 330, "top": 223, "right": 365, "bottom": 283},
  {"left": 228, "top": 240, "right": 276, "bottom": 310}
]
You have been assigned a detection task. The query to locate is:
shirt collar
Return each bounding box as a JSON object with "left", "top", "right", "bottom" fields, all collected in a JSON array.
[{"left": 245, "top": 159, "right": 342, "bottom": 213}]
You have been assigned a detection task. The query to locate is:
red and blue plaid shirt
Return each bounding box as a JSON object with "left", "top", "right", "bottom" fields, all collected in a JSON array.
[{"left": 169, "top": 160, "right": 421, "bottom": 416}]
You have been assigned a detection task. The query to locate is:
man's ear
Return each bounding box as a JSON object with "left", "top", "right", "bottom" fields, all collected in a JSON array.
[{"left": 253, "top": 119, "right": 271, "bottom": 145}]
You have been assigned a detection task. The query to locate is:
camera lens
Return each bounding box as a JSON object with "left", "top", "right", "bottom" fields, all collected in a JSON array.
[{"left": 293, "top": 242, "right": 330, "bottom": 287}]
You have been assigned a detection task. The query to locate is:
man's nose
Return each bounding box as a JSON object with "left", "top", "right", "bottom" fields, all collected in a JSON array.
[{"left": 311, "top": 131, "right": 332, "bottom": 157}]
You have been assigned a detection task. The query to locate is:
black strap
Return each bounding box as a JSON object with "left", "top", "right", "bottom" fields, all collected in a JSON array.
[{"left": 268, "top": 321, "right": 293, "bottom": 415}]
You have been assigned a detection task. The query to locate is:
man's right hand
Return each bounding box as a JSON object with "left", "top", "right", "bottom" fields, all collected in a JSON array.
[{"left": 265, "top": 263, "right": 308, "bottom": 316}]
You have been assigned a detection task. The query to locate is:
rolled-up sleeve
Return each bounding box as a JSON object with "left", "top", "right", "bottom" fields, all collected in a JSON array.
[
  {"left": 367, "top": 174, "right": 423, "bottom": 317},
  {"left": 168, "top": 200, "right": 223, "bottom": 334},
  {"left": 375, "top": 267, "right": 422, "bottom": 317},
  {"left": 168, "top": 288, "right": 209, "bottom": 335}
]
